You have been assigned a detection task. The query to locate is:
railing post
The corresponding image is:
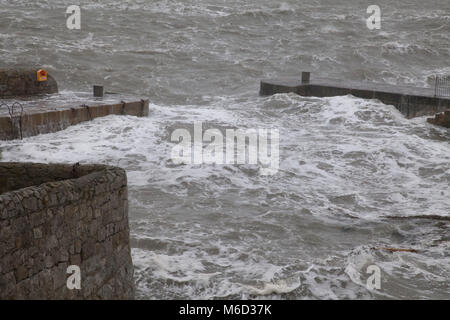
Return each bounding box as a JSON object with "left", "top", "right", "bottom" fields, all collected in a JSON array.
[
  {"left": 447, "top": 77, "right": 450, "bottom": 96},
  {"left": 434, "top": 75, "right": 438, "bottom": 97},
  {"left": 301, "top": 72, "right": 310, "bottom": 83}
]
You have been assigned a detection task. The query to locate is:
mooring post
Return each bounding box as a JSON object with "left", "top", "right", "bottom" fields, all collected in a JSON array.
[
  {"left": 434, "top": 75, "right": 438, "bottom": 97},
  {"left": 93, "top": 85, "right": 104, "bottom": 97},
  {"left": 301, "top": 71, "right": 310, "bottom": 83}
]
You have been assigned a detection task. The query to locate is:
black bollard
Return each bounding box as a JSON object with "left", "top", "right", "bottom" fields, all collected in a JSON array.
[{"left": 93, "top": 85, "right": 104, "bottom": 97}]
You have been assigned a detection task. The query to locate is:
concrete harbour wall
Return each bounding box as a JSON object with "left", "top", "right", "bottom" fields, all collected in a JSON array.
[
  {"left": 0, "top": 100, "right": 149, "bottom": 141},
  {"left": 260, "top": 77, "right": 450, "bottom": 119}
]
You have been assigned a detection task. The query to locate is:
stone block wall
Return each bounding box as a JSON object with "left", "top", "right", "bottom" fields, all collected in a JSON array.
[
  {"left": 0, "top": 162, "right": 134, "bottom": 299},
  {"left": 427, "top": 110, "right": 450, "bottom": 128},
  {"left": 0, "top": 69, "right": 58, "bottom": 98}
]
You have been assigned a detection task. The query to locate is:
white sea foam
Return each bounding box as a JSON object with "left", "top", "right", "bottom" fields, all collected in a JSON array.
[
  {"left": 1, "top": 93, "right": 448, "bottom": 299},
  {"left": 1, "top": 0, "right": 449, "bottom": 299}
]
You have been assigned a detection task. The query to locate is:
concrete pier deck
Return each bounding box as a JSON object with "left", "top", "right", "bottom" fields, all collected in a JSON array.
[
  {"left": 260, "top": 76, "right": 450, "bottom": 119},
  {"left": 0, "top": 93, "right": 149, "bottom": 140}
]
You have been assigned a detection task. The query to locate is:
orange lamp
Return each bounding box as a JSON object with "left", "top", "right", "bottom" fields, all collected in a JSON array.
[{"left": 37, "top": 69, "right": 47, "bottom": 82}]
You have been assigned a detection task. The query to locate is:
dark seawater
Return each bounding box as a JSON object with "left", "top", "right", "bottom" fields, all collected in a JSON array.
[{"left": 0, "top": 0, "right": 449, "bottom": 299}]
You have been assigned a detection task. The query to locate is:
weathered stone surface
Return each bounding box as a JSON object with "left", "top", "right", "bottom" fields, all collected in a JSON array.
[
  {"left": 0, "top": 162, "right": 134, "bottom": 300},
  {"left": 0, "top": 68, "right": 58, "bottom": 98},
  {"left": 427, "top": 109, "right": 450, "bottom": 128}
]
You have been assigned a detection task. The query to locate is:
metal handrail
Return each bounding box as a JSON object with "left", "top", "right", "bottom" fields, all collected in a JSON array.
[
  {"left": 1, "top": 102, "right": 24, "bottom": 140},
  {"left": 434, "top": 75, "right": 450, "bottom": 97}
]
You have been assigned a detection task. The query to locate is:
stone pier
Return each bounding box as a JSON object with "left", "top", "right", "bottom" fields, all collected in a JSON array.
[
  {"left": 0, "top": 69, "right": 58, "bottom": 98},
  {"left": 426, "top": 110, "right": 450, "bottom": 128},
  {"left": 0, "top": 68, "right": 149, "bottom": 140}
]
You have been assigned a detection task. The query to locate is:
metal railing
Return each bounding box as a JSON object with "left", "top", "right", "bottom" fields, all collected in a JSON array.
[
  {"left": 0, "top": 102, "right": 24, "bottom": 140},
  {"left": 434, "top": 75, "right": 450, "bottom": 97}
]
